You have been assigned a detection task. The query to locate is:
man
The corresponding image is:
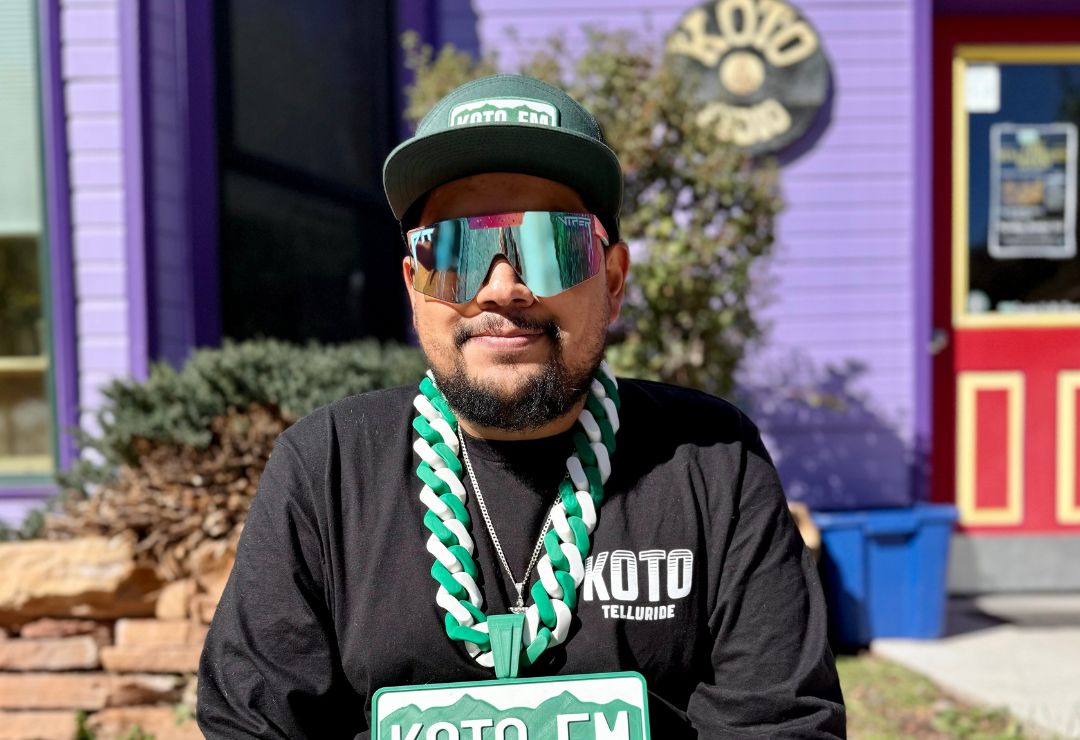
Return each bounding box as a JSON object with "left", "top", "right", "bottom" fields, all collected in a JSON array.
[{"left": 198, "top": 74, "right": 845, "bottom": 738}]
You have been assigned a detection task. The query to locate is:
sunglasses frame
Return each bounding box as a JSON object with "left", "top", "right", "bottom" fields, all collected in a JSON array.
[{"left": 404, "top": 211, "right": 610, "bottom": 304}]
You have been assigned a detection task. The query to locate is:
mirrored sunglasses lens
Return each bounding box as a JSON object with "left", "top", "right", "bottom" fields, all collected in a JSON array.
[{"left": 408, "top": 212, "right": 604, "bottom": 303}]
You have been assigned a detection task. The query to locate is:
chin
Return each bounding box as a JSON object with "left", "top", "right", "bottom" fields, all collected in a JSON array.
[{"left": 467, "top": 362, "right": 545, "bottom": 393}]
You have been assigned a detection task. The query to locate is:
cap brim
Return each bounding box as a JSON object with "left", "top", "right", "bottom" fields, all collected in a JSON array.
[{"left": 383, "top": 124, "right": 623, "bottom": 228}]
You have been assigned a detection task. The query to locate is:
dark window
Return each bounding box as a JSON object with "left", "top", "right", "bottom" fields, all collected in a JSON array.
[{"left": 216, "top": 0, "right": 407, "bottom": 342}]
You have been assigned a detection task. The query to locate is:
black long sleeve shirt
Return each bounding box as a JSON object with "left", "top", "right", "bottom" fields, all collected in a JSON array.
[{"left": 197, "top": 379, "right": 845, "bottom": 738}]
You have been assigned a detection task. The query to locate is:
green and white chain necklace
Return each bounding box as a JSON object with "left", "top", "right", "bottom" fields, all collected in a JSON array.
[{"left": 411, "top": 361, "right": 621, "bottom": 670}]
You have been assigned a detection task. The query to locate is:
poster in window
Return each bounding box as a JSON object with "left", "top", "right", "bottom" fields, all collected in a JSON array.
[{"left": 988, "top": 122, "right": 1077, "bottom": 259}]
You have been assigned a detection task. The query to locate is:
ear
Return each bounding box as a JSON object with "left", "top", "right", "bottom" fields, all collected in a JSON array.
[
  {"left": 401, "top": 256, "right": 420, "bottom": 314},
  {"left": 604, "top": 242, "right": 630, "bottom": 324}
]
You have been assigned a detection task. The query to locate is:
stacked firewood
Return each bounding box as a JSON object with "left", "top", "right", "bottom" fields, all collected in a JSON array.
[{"left": 46, "top": 405, "right": 290, "bottom": 582}]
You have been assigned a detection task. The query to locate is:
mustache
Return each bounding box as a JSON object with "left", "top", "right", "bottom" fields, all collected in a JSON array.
[{"left": 453, "top": 313, "right": 560, "bottom": 348}]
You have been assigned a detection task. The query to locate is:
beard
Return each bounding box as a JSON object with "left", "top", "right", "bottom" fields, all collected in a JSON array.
[{"left": 424, "top": 311, "right": 606, "bottom": 433}]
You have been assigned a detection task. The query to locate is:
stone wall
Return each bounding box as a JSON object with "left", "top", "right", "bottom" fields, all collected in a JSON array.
[
  {"left": 0, "top": 517, "right": 818, "bottom": 739},
  {"left": 0, "top": 537, "right": 230, "bottom": 740}
]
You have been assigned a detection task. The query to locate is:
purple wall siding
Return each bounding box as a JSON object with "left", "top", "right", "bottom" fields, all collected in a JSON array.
[
  {"left": 73, "top": 191, "right": 124, "bottom": 224},
  {"left": 78, "top": 373, "right": 112, "bottom": 415},
  {"left": 771, "top": 319, "right": 914, "bottom": 347},
  {"left": 61, "top": 6, "right": 118, "bottom": 42},
  {"left": 780, "top": 207, "right": 913, "bottom": 234},
  {"left": 73, "top": 228, "right": 124, "bottom": 261},
  {"left": 789, "top": 124, "right": 911, "bottom": 151},
  {"left": 67, "top": 118, "right": 121, "bottom": 150},
  {"left": 766, "top": 2, "right": 917, "bottom": 458},
  {"left": 79, "top": 339, "right": 130, "bottom": 372},
  {"left": 460, "top": 0, "right": 921, "bottom": 507},
  {"left": 784, "top": 180, "right": 910, "bottom": 206},
  {"left": 469, "top": 5, "right": 914, "bottom": 65},
  {"left": 62, "top": 45, "right": 119, "bottom": 76},
  {"left": 912, "top": 0, "right": 932, "bottom": 500},
  {"left": 79, "top": 301, "right": 126, "bottom": 334},
  {"left": 778, "top": 261, "right": 910, "bottom": 286},
  {"left": 70, "top": 155, "right": 123, "bottom": 188},
  {"left": 59, "top": 0, "right": 136, "bottom": 442},
  {"left": 76, "top": 264, "right": 125, "bottom": 297},
  {"left": 65, "top": 81, "right": 121, "bottom": 113},
  {"left": 772, "top": 288, "right": 911, "bottom": 317}
]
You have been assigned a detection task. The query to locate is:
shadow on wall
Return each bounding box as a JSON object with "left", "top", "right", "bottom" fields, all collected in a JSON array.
[
  {"left": 777, "top": 60, "right": 835, "bottom": 166},
  {"left": 738, "top": 354, "right": 919, "bottom": 510}
]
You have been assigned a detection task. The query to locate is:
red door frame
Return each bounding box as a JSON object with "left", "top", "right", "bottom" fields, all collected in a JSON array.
[{"left": 931, "top": 15, "right": 1080, "bottom": 530}]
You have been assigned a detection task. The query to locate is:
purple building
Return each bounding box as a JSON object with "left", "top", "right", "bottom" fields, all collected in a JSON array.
[{"left": 3, "top": 0, "right": 1079, "bottom": 592}]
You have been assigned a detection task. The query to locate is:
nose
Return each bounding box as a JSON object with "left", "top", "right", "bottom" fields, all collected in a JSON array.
[{"left": 473, "top": 257, "right": 536, "bottom": 308}]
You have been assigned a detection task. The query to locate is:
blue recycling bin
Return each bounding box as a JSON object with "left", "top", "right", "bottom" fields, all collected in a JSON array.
[{"left": 812, "top": 504, "right": 957, "bottom": 646}]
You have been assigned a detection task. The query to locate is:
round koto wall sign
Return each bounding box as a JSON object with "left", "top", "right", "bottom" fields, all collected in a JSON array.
[{"left": 666, "top": 0, "right": 830, "bottom": 155}]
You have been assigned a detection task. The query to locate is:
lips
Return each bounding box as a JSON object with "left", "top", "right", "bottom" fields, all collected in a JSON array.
[
  {"left": 453, "top": 314, "right": 557, "bottom": 349},
  {"left": 469, "top": 327, "right": 544, "bottom": 340},
  {"left": 466, "top": 329, "right": 545, "bottom": 351}
]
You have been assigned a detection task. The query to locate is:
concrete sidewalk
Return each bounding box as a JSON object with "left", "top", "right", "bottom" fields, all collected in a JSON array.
[{"left": 872, "top": 594, "right": 1080, "bottom": 739}]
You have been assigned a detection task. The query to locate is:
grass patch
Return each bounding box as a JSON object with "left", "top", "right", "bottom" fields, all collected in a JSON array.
[{"left": 838, "top": 653, "right": 1030, "bottom": 739}]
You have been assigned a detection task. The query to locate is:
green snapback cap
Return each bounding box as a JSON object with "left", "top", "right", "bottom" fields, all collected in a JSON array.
[{"left": 383, "top": 74, "right": 623, "bottom": 241}]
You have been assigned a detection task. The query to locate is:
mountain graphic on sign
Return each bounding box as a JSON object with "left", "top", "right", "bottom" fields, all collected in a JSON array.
[
  {"left": 380, "top": 695, "right": 502, "bottom": 732},
  {"left": 379, "top": 691, "right": 644, "bottom": 739}
]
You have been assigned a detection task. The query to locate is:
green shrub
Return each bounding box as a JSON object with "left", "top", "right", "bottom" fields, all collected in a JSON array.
[
  {"left": 64, "top": 339, "right": 426, "bottom": 493},
  {"left": 44, "top": 339, "right": 425, "bottom": 577}
]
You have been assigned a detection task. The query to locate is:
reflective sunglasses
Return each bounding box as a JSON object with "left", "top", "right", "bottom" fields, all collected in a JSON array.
[{"left": 405, "top": 211, "right": 609, "bottom": 304}]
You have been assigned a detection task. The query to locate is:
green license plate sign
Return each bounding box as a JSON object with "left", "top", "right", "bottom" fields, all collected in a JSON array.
[{"left": 372, "top": 671, "right": 651, "bottom": 740}]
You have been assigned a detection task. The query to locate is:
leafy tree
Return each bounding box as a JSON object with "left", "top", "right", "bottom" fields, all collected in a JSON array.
[{"left": 402, "top": 29, "right": 780, "bottom": 396}]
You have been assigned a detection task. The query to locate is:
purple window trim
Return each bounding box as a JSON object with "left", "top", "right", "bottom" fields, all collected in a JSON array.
[
  {"left": 120, "top": 0, "right": 150, "bottom": 379},
  {"left": 0, "top": 484, "right": 57, "bottom": 500},
  {"left": 936, "top": 0, "right": 1080, "bottom": 14},
  {"left": 912, "top": 0, "right": 933, "bottom": 502},
  {"left": 184, "top": 0, "right": 221, "bottom": 350},
  {"left": 38, "top": 0, "right": 80, "bottom": 471}
]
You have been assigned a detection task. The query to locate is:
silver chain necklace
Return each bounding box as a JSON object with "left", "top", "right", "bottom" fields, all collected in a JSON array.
[{"left": 458, "top": 427, "right": 555, "bottom": 614}]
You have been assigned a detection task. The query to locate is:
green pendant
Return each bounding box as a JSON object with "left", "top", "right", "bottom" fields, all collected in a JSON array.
[{"left": 488, "top": 612, "right": 526, "bottom": 679}]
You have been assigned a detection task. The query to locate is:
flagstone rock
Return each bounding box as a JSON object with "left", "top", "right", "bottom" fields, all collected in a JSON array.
[
  {"left": 100, "top": 644, "right": 202, "bottom": 673},
  {"left": 0, "top": 673, "right": 180, "bottom": 710},
  {"left": 114, "top": 619, "right": 207, "bottom": 647},
  {"left": 18, "top": 618, "right": 112, "bottom": 645},
  {"left": 0, "top": 635, "right": 99, "bottom": 671},
  {"left": 86, "top": 706, "right": 202, "bottom": 740},
  {"left": 0, "top": 538, "right": 161, "bottom": 627},
  {"left": 788, "top": 502, "right": 821, "bottom": 561},
  {"left": 0, "top": 710, "right": 79, "bottom": 740},
  {"left": 189, "top": 594, "right": 218, "bottom": 625},
  {"left": 105, "top": 673, "right": 185, "bottom": 707},
  {"left": 155, "top": 579, "right": 196, "bottom": 620},
  {"left": 181, "top": 675, "right": 198, "bottom": 714},
  {"left": 188, "top": 540, "right": 235, "bottom": 604}
]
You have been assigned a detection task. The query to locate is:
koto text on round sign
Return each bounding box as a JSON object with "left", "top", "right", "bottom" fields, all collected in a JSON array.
[{"left": 666, "top": 0, "right": 831, "bottom": 155}]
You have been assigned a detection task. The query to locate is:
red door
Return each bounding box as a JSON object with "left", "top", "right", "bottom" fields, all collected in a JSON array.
[{"left": 933, "top": 17, "right": 1080, "bottom": 534}]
